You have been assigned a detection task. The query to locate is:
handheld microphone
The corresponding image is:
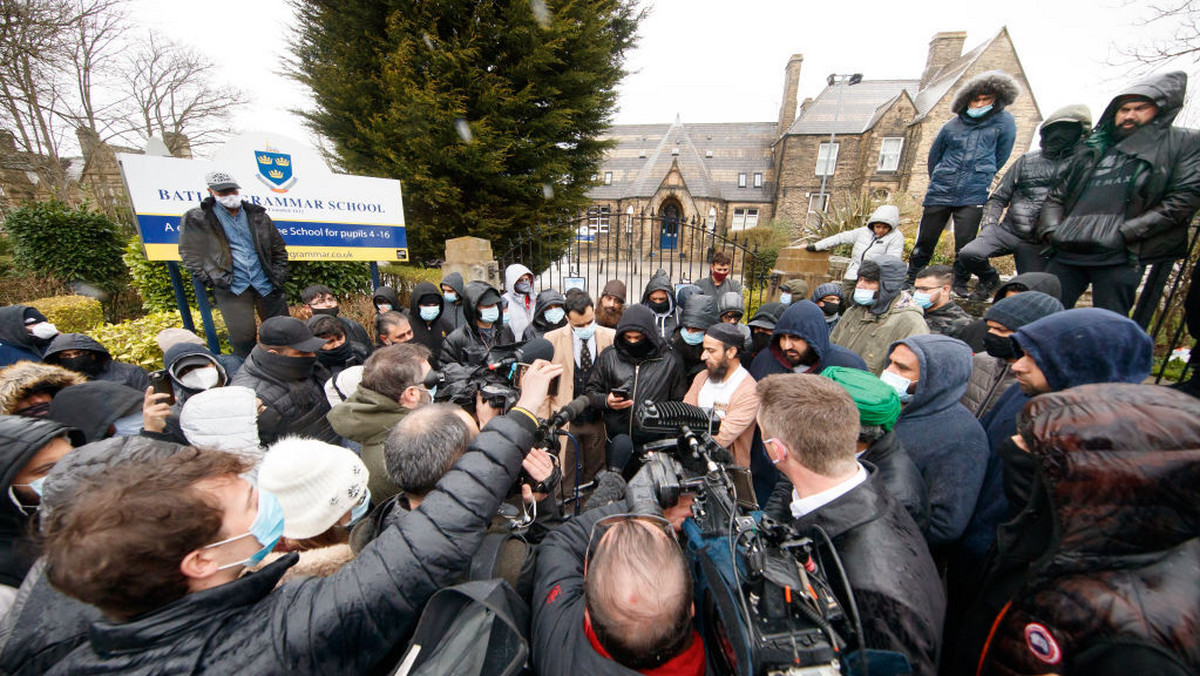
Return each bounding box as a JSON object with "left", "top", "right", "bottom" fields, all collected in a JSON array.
[
  {"left": 546, "top": 395, "right": 590, "bottom": 430},
  {"left": 606, "top": 434, "right": 635, "bottom": 473},
  {"left": 487, "top": 337, "right": 555, "bottom": 372}
]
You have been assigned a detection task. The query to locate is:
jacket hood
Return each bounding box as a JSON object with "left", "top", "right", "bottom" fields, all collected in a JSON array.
[
  {"left": 327, "top": 385, "right": 406, "bottom": 443},
  {"left": 1041, "top": 103, "right": 1092, "bottom": 130},
  {"left": 164, "top": 343, "right": 228, "bottom": 387},
  {"left": 993, "top": 271, "right": 1062, "bottom": 303},
  {"left": 1014, "top": 308, "right": 1153, "bottom": 392},
  {"left": 674, "top": 283, "right": 701, "bottom": 310},
  {"left": 371, "top": 286, "right": 400, "bottom": 309},
  {"left": 530, "top": 289, "right": 567, "bottom": 330},
  {"left": 859, "top": 256, "right": 908, "bottom": 315},
  {"left": 748, "top": 302, "right": 786, "bottom": 330},
  {"left": 810, "top": 283, "right": 843, "bottom": 303},
  {"left": 950, "top": 69, "right": 1021, "bottom": 113},
  {"left": 0, "top": 306, "right": 37, "bottom": 353},
  {"left": 47, "top": 381, "right": 144, "bottom": 442},
  {"left": 641, "top": 270, "right": 676, "bottom": 314},
  {"left": 1097, "top": 70, "right": 1187, "bottom": 132},
  {"left": 40, "top": 435, "right": 186, "bottom": 523},
  {"left": 891, "top": 334, "right": 973, "bottom": 418},
  {"left": 601, "top": 279, "right": 627, "bottom": 303},
  {"left": 680, "top": 294, "right": 718, "bottom": 329},
  {"left": 504, "top": 264, "right": 534, "bottom": 296},
  {"left": 0, "top": 415, "right": 80, "bottom": 496},
  {"left": 179, "top": 385, "right": 261, "bottom": 456},
  {"left": 613, "top": 305, "right": 665, "bottom": 357},
  {"left": 780, "top": 278, "right": 809, "bottom": 297},
  {"left": 462, "top": 280, "right": 502, "bottom": 336},
  {"left": 865, "top": 204, "right": 900, "bottom": 229},
  {"left": 1019, "top": 383, "right": 1200, "bottom": 558},
  {"left": 717, "top": 291, "right": 745, "bottom": 317},
  {"left": 409, "top": 281, "right": 445, "bottom": 319},
  {"left": 440, "top": 272, "right": 465, "bottom": 297},
  {"left": 42, "top": 333, "right": 111, "bottom": 362},
  {"left": 771, "top": 300, "right": 833, "bottom": 364},
  {"left": 0, "top": 362, "right": 86, "bottom": 415}
]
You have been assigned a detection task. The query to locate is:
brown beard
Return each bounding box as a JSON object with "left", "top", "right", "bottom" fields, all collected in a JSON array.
[{"left": 596, "top": 305, "right": 624, "bottom": 328}]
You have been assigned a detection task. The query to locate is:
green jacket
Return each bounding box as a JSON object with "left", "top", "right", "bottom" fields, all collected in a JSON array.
[
  {"left": 327, "top": 386, "right": 409, "bottom": 502},
  {"left": 831, "top": 293, "right": 930, "bottom": 375}
]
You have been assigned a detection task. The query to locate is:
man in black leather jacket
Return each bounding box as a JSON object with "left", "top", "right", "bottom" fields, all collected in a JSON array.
[
  {"left": 38, "top": 362, "right": 561, "bottom": 674},
  {"left": 757, "top": 373, "right": 944, "bottom": 676},
  {"left": 178, "top": 171, "right": 289, "bottom": 357}
]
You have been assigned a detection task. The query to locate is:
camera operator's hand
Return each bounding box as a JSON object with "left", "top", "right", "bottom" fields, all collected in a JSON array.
[
  {"left": 475, "top": 391, "right": 501, "bottom": 429},
  {"left": 522, "top": 447, "right": 558, "bottom": 501},
  {"left": 143, "top": 387, "right": 172, "bottom": 434},
  {"left": 662, "top": 494, "right": 694, "bottom": 533},
  {"left": 607, "top": 392, "right": 634, "bottom": 410},
  {"left": 514, "top": 359, "right": 563, "bottom": 413}
]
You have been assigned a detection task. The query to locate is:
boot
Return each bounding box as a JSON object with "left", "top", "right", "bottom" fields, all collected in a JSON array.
[{"left": 968, "top": 268, "right": 1002, "bottom": 302}]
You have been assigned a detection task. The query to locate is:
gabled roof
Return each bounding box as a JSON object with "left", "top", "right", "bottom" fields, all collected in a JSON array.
[
  {"left": 911, "top": 30, "right": 999, "bottom": 119},
  {"left": 784, "top": 80, "right": 920, "bottom": 136}
]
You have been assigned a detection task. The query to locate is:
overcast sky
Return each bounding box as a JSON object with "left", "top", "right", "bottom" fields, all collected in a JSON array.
[{"left": 129, "top": 0, "right": 1188, "bottom": 157}]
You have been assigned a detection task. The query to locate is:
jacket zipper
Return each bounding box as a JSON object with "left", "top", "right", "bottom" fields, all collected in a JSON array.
[{"left": 626, "top": 356, "right": 661, "bottom": 437}]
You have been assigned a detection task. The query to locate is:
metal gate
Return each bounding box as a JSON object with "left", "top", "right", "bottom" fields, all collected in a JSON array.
[{"left": 497, "top": 210, "right": 773, "bottom": 308}]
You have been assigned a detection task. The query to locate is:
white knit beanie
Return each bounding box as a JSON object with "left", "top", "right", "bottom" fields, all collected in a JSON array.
[{"left": 259, "top": 437, "right": 369, "bottom": 539}]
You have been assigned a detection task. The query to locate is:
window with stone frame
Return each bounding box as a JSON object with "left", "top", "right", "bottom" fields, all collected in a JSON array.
[
  {"left": 738, "top": 173, "right": 747, "bottom": 188},
  {"left": 732, "top": 208, "right": 759, "bottom": 231},
  {"left": 588, "top": 206, "right": 611, "bottom": 232},
  {"left": 753, "top": 172, "right": 763, "bottom": 188},
  {"left": 815, "top": 142, "right": 839, "bottom": 176},
  {"left": 807, "top": 193, "right": 829, "bottom": 222},
  {"left": 877, "top": 137, "right": 903, "bottom": 172}
]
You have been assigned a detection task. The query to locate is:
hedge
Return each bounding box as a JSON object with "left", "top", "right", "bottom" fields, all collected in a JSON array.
[
  {"left": 124, "top": 236, "right": 196, "bottom": 312},
  {"left": 4, "top": 200, "right": 127, "bottom": 294},
  {"left": 28, "top": 295, "right": 105, "bottom": 333},
  {"left": 89, "top": 310, "right": 230, "bottom": 371}
]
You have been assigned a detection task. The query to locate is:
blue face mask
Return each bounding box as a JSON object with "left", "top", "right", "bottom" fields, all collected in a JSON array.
[
  {"left": 544, "top": 307, "right": 566, "bottom": 325},
  {"left": 444, "top": 291, "right": 458, "bottom": 303},
  {"left": 913, "top": 292, "right": 933, "bottom": 309},
  {"left": 681, "top": 328, "right": 705, "bottom": 346},
  {"left": 779, "top": 293, "right": 792, "bottom": 305},
  {"left": 478, "top": 306, "right": 500, "bottom": 324},
  {"left": 879, "top": 369, "right": 914, "bottom": 404},
  {"left": 966, "top": 103, "right": 993, "bottom": 118},
  {"left": 853, "top": 289, "right": 877, "bottom": 306},
  {"left": 419, "top": 305, "right": 440, "bottom": 321},
  {"left": 573, "top": 322, "right": 596, "bottom": 341},
  {"left": 349, "top": 488, "right": 371, "bottom": 526},
  {"left": 205, "top": 486, "right": 286, "bottom": 570}
]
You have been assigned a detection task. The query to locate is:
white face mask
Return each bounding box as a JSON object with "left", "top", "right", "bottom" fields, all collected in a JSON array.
[
  {"left": 216, "top": 194, "right": 242, "bottom": 210},
  {"left": 179, "top": 366, "right": 220, "bottom": 391},
  {"left": 29, "top": 322, "right": 58, "bottom": 340}
]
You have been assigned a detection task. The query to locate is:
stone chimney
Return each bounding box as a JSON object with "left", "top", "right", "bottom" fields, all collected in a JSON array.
[
  {"left": 776, "top": 54, "right": 804, "bottom": 134},
  {"left": 920, "top": 31, "right": 967, "bottom": 89}
]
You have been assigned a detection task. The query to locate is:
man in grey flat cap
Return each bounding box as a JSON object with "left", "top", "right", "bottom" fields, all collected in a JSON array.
[{"left": 179, "top": 171, "right": 290, "bottom": 357}]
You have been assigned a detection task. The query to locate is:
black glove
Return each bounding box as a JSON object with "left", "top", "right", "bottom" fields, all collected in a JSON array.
[{"left": 806, "top": 244, "right": 818, "bottom": 252}]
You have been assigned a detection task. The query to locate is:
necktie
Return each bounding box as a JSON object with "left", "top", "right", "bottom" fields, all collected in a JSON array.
[{"left": 580, "top": 339, "right": 592, "bottom": 373}]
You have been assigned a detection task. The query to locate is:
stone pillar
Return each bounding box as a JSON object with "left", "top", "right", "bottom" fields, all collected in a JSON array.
[
  {"left": 442, "top": 236, "right": 502, "bottom": 289},
  {"left": 769, "top": 246, "right": 833, "bottom": 302}
]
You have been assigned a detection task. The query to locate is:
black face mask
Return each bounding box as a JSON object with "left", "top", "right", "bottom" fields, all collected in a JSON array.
[
  {"left": 310, "top": 306, "right": 340, "bottom": 317},
  {"left": 647, "top": 299, "right": 670, "bottom": 315},
  {"left": 317, "top": 341, "right": 354, "bottom": 367},
  {"left": 998, "top": 435, "right": 1039, "bottom": 511},
  {"left": 1039, "top": 122, "right": 1083, "bottom": 158},
  {"left": 59, "top": 354, "right": 104, "bottom": 378},
  {"left": 984, "top": 332, "right": 1018, "bottom": 360},
  {"left": 821, "top": 302, "right": 840, "bottom": 317},
  {"left": 751, "top": 332, "right": 771, "bottom": 355},
  {"left": 620, "top": 337, "right": 655, "bottom": 359}
]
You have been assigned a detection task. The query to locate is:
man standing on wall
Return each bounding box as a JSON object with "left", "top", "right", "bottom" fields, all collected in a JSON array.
[{"left": 179, "top": 171, "right": 290, "bottom": 358}]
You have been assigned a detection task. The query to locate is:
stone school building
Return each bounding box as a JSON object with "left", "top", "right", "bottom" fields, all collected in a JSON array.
[{"left": 586, "top": 28, "right": 1043, "bottom": 241}]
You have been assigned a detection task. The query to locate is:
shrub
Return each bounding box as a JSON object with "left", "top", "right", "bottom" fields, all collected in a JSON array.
[
  {"left": 89, "top": 310, "right": 231, "bottom": 370},
  {"left": 28, "top": 295, "right": 104, "bottom": 333},
  {"left": 4, "top": 200, "right": 127, "bottom": 295},
  {"left": 732, "top": 220, "right": 794, "bottom": 290},
  {"left": 124, "top": 236, "right": 197, "bottom": 312},
  {"left": 378, "top": 264, "right": 445, "bottom": 307},
  {"left": 282, "top": 261, "right": 373, "bottom": 305}
]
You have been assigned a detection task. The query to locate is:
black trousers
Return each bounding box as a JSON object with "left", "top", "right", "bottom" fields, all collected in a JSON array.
[
  {"left": 212, "top": 286, "right": 290, "bottom": 357},
  {"left": 908, "top": 205, "right": 984, "bottom": 285},
  {"left": 1045, "top": 259, "right": 1143, "bottom": 316},
  {"left": 956, "top": 225, "right": 1049, "bottom": 280}
]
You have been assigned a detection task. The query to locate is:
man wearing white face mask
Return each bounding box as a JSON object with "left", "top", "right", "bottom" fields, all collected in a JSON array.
[
  {"left": 544, "top": 290, "right": 614, "bottom": 493},
  {"left": 141, "top": 342, "right": 233, "bottom": 445},
  {"left": 179, "top": 171, "right": 290, "bottom": 358},
  {"left": 883, "top": 334, "right": 988, "bottom": 548}
]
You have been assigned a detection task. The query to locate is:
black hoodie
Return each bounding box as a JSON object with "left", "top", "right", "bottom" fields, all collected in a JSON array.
[
  {"left": 0, "top": 307, "right": 44, "bottom": 367},
  {"left": 409, "top": 281, "right": 451, "bottom": 361},
  {"left": 47, "top": 381, "right": 143, "bottom": 443},
  {"left": 42, "top": 334, "right": 150, "bottom": 392},
  {"left": 438, "top": 281, "right": 515, "bottom": 369},
  {"left": 522, "top": 289, "right": 566, "bottom": 341},
  {"left": 669, "top": 294, "right": 718, "bottom": 381},
  {"left": 585, "top": 305, "right": 685, "bottom": 443},
  {"left": 440, "top": 272, "right": 467, "bottom": 330},
  {"left": 638, "top": 270, "right": 678, "bottom": 339},
  {"left": 958, "top": 272, "right": 1064, "bottom": 351}
]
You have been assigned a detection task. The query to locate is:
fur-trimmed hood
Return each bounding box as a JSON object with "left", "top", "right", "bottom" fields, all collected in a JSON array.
[
  {"left": 950, "top": 70, "right": 1021, "bottom": 114},
  {"left": 0, "top": 362, "right": 86, "bottom": 415}
]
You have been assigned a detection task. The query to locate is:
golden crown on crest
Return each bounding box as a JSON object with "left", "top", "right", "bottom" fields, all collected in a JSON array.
[
  {"left": 274, "top": 157, "right": 290, "bottom": 167},
  {"left": 268, "top": 169, "right": 284, "bottom": 179},
  {"left": 257, "top": 154, "right": 273, "bottom": 164}
]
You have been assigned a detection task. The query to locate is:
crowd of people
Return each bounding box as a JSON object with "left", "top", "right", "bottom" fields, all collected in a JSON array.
[{"left": 0, "top": 69, "right": 1196, "bottom": 676}]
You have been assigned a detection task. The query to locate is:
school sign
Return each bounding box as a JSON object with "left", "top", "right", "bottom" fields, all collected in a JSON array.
[{"left": 119, "top": 132, "right": 407, "bottom": 262}]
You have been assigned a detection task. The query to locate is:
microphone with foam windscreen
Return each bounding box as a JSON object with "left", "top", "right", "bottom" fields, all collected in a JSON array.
[
  {"left": 606, "top": 434, "right": 635, "bottom": 474},
  {"left": 546, "top": 395, "right": 590, "bottom": 431},
  {"left": 488, "top": 337, "right": 555, "bottom": 372}
]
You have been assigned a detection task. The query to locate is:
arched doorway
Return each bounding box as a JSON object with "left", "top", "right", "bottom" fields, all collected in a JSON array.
[{"left": 659, "top": 199, "right": 681, "bottom": 250}]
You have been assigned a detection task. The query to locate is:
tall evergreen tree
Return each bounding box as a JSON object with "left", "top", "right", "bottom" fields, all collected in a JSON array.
[{"left": 290, "top": 0, "right": 642, "bottom": 267}]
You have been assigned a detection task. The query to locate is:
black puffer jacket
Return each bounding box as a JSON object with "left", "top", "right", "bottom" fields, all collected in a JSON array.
[
  {"left": 42, "top": 333, "right": 150, "bottom": 392},
  {"left": 983, "top": 104, "right": 1091, "bottom": 241},
  {"left": 522, "top": 289, "right": 567, "bottom": 341},
  {"left": 1039, "top": 71, "right": 1200, "bottom": 264},
  {"left": 766, "top": 471, "right": 945, "bottom": 676},
  {"left": 439, "top": 281, "right": 516, "bottom": 369},
  {"left": 46, "top": 411, "right": 537, "bottom": 674},
  {"left": 0, "top": 436, "right": 185, "bottom": 675},
  {"left": 230, "top": 346, "right": 340, "bottom": 445},
  {"left": 670, "top": 294, "right": 718, "bottom": 380},
  {"left": 408, "top": 281, "right": 451, "bottom": 361},
  {"left": 966, "top": 384, "right": 1200, "bottom": 676},
  {"left": 586, "top": 305, "right": 686, "bottom": 443},
  {"left": 178, "top": 197, "right": 288, "bottom": 290},
  {"left": 0, "top": 416, "right": 81, "bottom": 588}
]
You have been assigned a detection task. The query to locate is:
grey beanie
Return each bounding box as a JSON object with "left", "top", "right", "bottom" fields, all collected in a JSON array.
[{"left": 985, "top": 291, "right": 1064, "bottom": 331}]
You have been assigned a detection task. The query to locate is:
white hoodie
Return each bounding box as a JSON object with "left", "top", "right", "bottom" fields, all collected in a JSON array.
[{"left": 502, "top": 263, "right": 536, "bottom": 339}]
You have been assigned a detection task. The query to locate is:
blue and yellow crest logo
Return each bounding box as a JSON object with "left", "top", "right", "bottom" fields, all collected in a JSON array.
[{"left": 255, "top": 148, "right": 297, "bottom": 193}]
